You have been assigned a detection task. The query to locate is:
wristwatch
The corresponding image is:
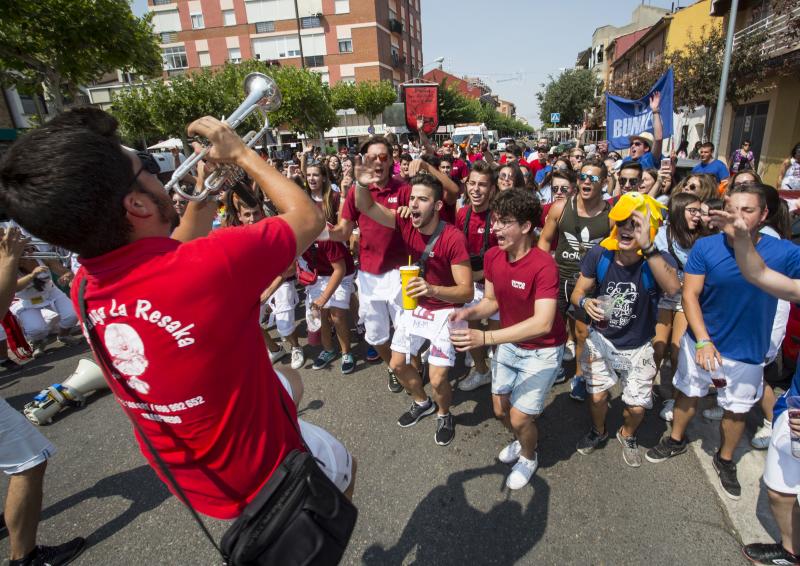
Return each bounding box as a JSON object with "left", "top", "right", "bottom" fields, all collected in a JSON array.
[{"left": 579, "top": 296, "right": 588, "bottom": 310}]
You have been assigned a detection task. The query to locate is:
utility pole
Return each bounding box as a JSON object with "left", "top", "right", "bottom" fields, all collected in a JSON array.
[
  {"left": 711, "top": 0, "right": 739, "bottom": 151},
  {"left": 293, "top": 0, "right": 305, "bottom": 69}
]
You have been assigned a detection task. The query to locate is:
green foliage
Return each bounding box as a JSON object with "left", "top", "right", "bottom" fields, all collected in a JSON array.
[
  {"left": 435, "top": 80, "right": 530, "bottom": 135},
  {"left": 351, "top": 80, "right": 398, "bottom": 125},
  {"left": 330, "top": 81, "right": 356, "bottom": 110},
  {"left": 536, "top": 68, "right": 602, "bottom": 128},
  {"left": 0, "top": 0, "right": 161, "bottom": 112}
]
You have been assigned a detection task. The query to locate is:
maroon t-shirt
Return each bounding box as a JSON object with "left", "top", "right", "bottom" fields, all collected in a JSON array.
[
  {"left": 341, "top": 176, "right": 410, "bottom": 274},
  {"left": 452, "top": 158, "right": 469, "bottom": 181},
  {"left": 455, "top": 206, "right": 498, "bottom": 256},
  {"left": 396, "top": 216, "right": 470, "bottom": 310},
  {"left": 302, "top": 241, "right": 355, "bottom": 277},
  {"left": 483, "top": 246, "right": 567, "bottom": 349}
]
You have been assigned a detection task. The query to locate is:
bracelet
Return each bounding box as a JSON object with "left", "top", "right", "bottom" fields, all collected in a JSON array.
[
  {"left": 579, "top": 296, "right": 588, "bottom": 310},
  {"left": 355, "top": 181, "right": 369, "bottom": 190},
  {"left": 482, "top": 331, "right": 486, "bottom": 346},
  {"left": 695, "top": 340, "right": 713, "bottom": 350},
  {"left": 652, "top": 110, "right": 661, "bottom": 115}
]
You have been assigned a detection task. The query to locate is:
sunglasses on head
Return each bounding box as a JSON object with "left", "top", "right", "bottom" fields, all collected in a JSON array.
[
  {"left": 137, "top": 152, "right": 161, "bottom": 174},
  {"left": 578, "top": 172, "right": 600, "bottom": 183},
  {"left": 618, "top": 177, "right": 640, "bottom": 187},
  {"left": 552, "top": 184, "right": 571, "bottom": 194}
]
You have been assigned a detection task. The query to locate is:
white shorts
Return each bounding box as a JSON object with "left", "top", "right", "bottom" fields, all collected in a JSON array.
[
  {"left": 275, "top": 371, "right": 353, "bottom": 493},
  {"left": 579, "top": 329, "right": 657, "bottom": 408},
  {"left": 763, "top": 410, "right": 800, "bottom": 495},
  {"left": 306, "top": 274, "right": 354, "bottom": 311},
  {"left": 11, "top": 288, "right": 78, "bottom": 341},
  {"left": 0, "top": 397, "right": 55, "bottom": 475},
  {"left": 266, "top": 281, "right": 299, "bottom": 337},
  {"left": 464, "top": 283, "right": 500, "bottom": 321},
  {"left": 391, "top": 307, "right": 456, "bottom": 367},
  {"left": 356, "top": 270, "right": 402, "bottom": 346},
  {"left": 673, "top": 332, "right": 763, "bottom": 413}
]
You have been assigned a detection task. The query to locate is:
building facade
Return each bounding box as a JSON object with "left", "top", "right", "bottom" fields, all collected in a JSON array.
[{"left": 147, "top": 0, "right": 423, "bottom": 86}]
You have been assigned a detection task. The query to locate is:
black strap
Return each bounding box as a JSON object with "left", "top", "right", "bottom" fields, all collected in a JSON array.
[
  {"left": 419, "top": 220, "right": 446, "bottom": 278},
  {"left": 666, "top": 228, "right": 684, "bottom": 271},
  {"left": 78, "top": 278, "right": 310, "bottom": 561},
  {"left": 463, "top": 208, "right": 490, "bottom": 259}
]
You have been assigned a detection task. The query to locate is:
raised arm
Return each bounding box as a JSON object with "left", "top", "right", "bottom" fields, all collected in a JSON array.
[
  {"left": 353, "top": 155, "right": 396, "bottom": 229},
  {"left": 0, "top": 228, "right": 26, "bottom": 317},
  {"left": 416, "top": 116, "right": 436, "bottom": 155},
  {"left": 538, "top": 200, "right": 565, "bottom": 253},
  {"left": 171, "top": 159, "right": 218, "bottom": 243},
  {"left": 650, "top": 91, "right": 663, "bottom": 161},
  {"left": 408, "top": 159, "right": 460, "bottom": 206},
  {"left": 631, "top": 210, "right": 680, "bottom": 295}
]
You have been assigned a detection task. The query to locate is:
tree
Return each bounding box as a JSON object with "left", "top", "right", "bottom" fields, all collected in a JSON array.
[
  {"left": 350, "top": 80, "right": 398, "bottom": 129},
  {"left": 111, "top": 86, "right": 161, "bottom": 148},
  {"left": 0, "top": 0, "right": 161, "bottom": 113},
  {"left": 536, "top": 68, "right": 602, "bottom": 128},
  {"left": 330, "top": 81, "right": 356, "bottom": 110},
  {"left": 437, "top": 82, "right": 482, "bottom": 125}
]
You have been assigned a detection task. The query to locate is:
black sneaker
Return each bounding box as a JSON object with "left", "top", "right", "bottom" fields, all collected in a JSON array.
[
  {"left": 576, "top": 428, "right": 608, "bottom": 455},
  {"left": 387, "top": 368, "right": 403, "bottom": 393},
  {"left": 434, "top": 413, "right": 455, "bottom": 446},
  {"left": 645, "top": 435, "right": 688, "bottom": 463},
  {"left": 10, "top": 537, "right": 86, "bottom": 566},
  {"left": 743, "top": 542, "right": 800, "bottom": 565},
  {"left": 397, "top": 398, "right": 436, "bottom": 427},
  {"left": 0, "top": 359, "right": 21, "bottom": 372},
  {"left": 713, "top": 451, "right": 741, "bottom": 500}
]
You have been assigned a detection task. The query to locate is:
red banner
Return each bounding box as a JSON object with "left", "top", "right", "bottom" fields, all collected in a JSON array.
[{"left": 403, "top": 83, "right": 439, "bottom": 135}]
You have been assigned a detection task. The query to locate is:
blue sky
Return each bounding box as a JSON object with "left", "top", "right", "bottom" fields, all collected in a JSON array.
[{"left": 131, "top": 0, "right": 676, "bottom": 126}]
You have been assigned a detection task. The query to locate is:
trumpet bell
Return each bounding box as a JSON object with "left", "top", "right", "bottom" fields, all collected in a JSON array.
[{"left": 245, "top": 72, "right": 281, "bottom": 112}]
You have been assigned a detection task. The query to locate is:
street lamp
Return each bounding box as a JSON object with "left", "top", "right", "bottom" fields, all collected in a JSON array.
[{"left": 416, "top": 57, "right": 445, "bottom": 78}]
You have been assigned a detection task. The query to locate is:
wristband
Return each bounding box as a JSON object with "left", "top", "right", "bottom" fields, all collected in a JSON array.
[
  {"left": 695, "top": 340, "right": 713, "bottom": 350},
  {"left": 579, "top": 297, "right": 588, "bottom": 310},
  {"left": 642, "top": 245, "right": 657, "bottom": 259},
  {"left": 355, "top": 181, "right": 369, "bottom": 190},
  {"left": 652, "top": 110, "right": 661, "bottom": 115}
]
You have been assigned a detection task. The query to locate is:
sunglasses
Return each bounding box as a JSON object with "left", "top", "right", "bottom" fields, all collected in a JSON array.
[
  {"left": 615, "top": 218, "right": 636, "bottom": 228},
  {"left": 366, "top": 153, "right": 389, "bottom": 162},
  {"left": 552, "top": 185, "right": 571, "bottom": 194},
  {"left": 137, "top": 152, "right": 161, "bottom": 174},
  {"left": 618, "top": 177, "right": 640, "bottom": 187},
  {"left": 578, "top": 172, "right": 600, "bottom": 183},
  {"left": 571, "top": 154, "right": 584, "bottom": 161},
  {"left": 631, "top": 141, "right": 645, "bottom": 147},
  {"left": 732, "top": 180, "right": 755, "bottom": 188},
  {"left": 685, "top": 207, "right": 702, "bottom": 216},
  {"left": 498, "top": 172, "right": 514, "bottom": 181}
]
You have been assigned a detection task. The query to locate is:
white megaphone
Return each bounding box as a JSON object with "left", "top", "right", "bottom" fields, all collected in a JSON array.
[{"left": 24, "top": 358, "right": 107, "bottom": 425}]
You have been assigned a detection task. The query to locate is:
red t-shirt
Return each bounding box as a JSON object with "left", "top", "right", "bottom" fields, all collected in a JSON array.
[
  {"left": 483, "top": 246, "right": 567, "bottom": 349},
  {"left": 341, "top": 176, "right": 410, "bottom": 274},
  {"left": 528, "top": 159, "right": 546, "bottom": 174},
  {"left": 455, "top": 206, "right": 498, "bottom": 257},
  {"left": 452, "top": 158, "right": 469, "bottom": 181},
  {"left": 396, "top": 215, "right": 470, "bottom": 310},
  {"left": 72, "top": 219, "right": 302, "bottom": 519},
  {"left": 467, "top": 153, "right": 482, "bottom": 163},
  {"left": 302, "top": 240, "right": 355, "bottom": 277}
]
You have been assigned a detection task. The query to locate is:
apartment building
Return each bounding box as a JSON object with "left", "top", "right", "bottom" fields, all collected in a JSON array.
[{"left": 148, "top": 0, "right": 423, "bottom": 87}]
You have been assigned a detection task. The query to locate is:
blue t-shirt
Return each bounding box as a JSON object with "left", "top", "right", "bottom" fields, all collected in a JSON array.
[
  {"left": 535, "top": 165, "right": 552, "bottom": 185},
  {"left": 773, "top": 361, "right": 800, "bottom": 422},
  {"left": 623, "top": 152, "right": 656, "bottom": 169},
  {"left": 691, "top": 159, "right": 730, "bottom": 182},
  {"left": 685, "top": 233, "right": 800, "bottom": 364},
  {"left": 580, "top": 246, "right": 676, "bottom": 349}
]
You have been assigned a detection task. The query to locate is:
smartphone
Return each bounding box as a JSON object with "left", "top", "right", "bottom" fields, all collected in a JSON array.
[{"left": 660, "top": 157, "right": 671, "bottom": 169}]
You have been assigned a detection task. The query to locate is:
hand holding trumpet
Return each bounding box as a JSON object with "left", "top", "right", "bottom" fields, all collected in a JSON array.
[{"left": 187, "top": 117, "right": 249, "bottom": 165}]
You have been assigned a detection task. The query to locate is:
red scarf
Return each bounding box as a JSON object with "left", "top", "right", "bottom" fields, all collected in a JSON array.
[{"left": 2, "top": 312, "right": 32, "bottom": 360}]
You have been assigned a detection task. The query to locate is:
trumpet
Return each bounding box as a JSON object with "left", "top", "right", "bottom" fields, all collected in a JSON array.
[
  {"left": 203, "top": 111, "right": 274, "bottom": 193},
  {"left": 24, "top": 238, "right": 72, "bottom": 261},
  {"left": 164, "top": 72, "right": 281, "bottom": 201}
]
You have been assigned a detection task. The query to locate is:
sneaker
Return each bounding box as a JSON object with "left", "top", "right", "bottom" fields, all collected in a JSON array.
[
  {"left": 506, "top": 454, "right": 538, "bottom": 489},
  {"left": 434, "top": 413, "right": 455, "bottom": 446},
  {"left": 465, "top": 351, "right": 474, "bottom": 368},
  {"left": 56, "top": 334, "right": 82, "bottom": 346},
  {"left": 498, "top": 439, "right": 522, "bottom": 464},
  {"left": 553, "top": 366, "right": 567, "bottom": 385},
  {"left": 387, "top": 368, "right": 403, "bottom": 393},
  {"left": 458, "top": 368, "right": 491, "bottom": 391},
  {"left": 397, "top": 398, "right": 436, "bottom": 427},
  {"left": 290, "top": 347, "right": 305, "bottom": 370},
  {"left": 366, "top": 346, "right": 381, "bottom": 363},
  {"left": 659, "top": 399, "right": 675, "bottom": 422},
  {"left": 0, "top": 358, "right": 21, "bottom": 372},
  {"left": 341, "top": 353, "right": 355, "bottom": 375},
  {"left": 751, "top": 418, "right": 772, "bottom": 450},
  {"left": 31, "top": 340, "right": 47, "bottom": 358},
  {"left": 10, "top": 537, "right": 86, "bottom": 566},
  {"left": 268, "top": 345, "right": 288, "bottom": 364},
  {"left": 742, "top": 542, "right": 800, "bottom": 565},
  {"left": 576, "top": 428, "right": 608, "bottom": 455},
  {"left": 616, "top": 428, "right": 642, "bottom": 468},
  {"left": 563, "top": 341, "right": 575, "bottom": 361},
  {"left": 713, "top": 451, "right": 741, "bottom": 500},
  {"left": 703, "top": 405, "right": 724, "bottom": 421},
  {"left": 645, "top": 435, "right": 688, "bottom": 463},
  {"left": 312, "top": 350, "right": 337, "bottom": 370},
  {"left": 569, "top": 376, "right": 587, "bottom": 401}
]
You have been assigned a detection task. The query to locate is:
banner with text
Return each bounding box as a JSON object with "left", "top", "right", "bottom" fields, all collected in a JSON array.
[
  {"left": 402, "top": 82, "right": 439, "bottom": 135},
  {"left": 606, "top": 68, "right": 673, "bottom": 151}
]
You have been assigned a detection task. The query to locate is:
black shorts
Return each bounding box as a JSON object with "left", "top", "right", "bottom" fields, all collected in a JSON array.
[{"left": 557, "top": 275, "right": 589, "bottom": 323}]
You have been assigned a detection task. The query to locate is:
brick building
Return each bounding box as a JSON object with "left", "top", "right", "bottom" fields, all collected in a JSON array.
[{"left": 148, "top": 0, "right": 423, "bottom": 86}]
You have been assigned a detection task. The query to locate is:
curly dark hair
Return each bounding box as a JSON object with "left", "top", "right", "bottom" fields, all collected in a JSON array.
[{"left": 491, "top": 187, "right": 541, "bottom": 232}]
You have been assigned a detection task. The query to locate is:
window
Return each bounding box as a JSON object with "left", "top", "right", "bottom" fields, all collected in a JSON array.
[
  {"left": 340, "top": 76, "right": 355, "bottom": 84},
  {"left": 338, "top": 39, "right": 352, "bottom": 53},
  {"left": 334, "top": 0, "right": 349, "bottom": 14},
  {"left": 198, "top": 51, "right": 211, "bottom": 67},
  {"left": 304, "top": 55, "right": 324, "bottom": 67},
  {"left": 255, "top": 21, "right": 275, "bottom": 33},
  {"left": 153, "top": 0, "right": 172, "bottom": 5},
  {"left": 159, "top": 31, "right": 178, "bottom": 43},
  {"left": 190, "top": 13, "right": 204, "bottom": 29},
  {"left": 228, "top": 47, "right": 242, "bottom": 63},
  {"left": 300, "top": 16, "right": 321, "bottom": 29},
  {"left": 163, "top": 46, "right": 188, "bottom": 70},
  {"left": 223, "top": 9, "right": 236, "bottom": 26}
]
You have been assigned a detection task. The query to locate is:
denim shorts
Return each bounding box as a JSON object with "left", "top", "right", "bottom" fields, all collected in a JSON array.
[{"left": 492, "top": 343, "right": 565, "bottom": 415}]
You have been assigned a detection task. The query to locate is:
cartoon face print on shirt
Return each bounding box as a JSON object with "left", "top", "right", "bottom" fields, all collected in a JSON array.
[
  {"left": 104, "top": 323, "right": 151, "bottom": 394},
  {"left": 603, "top": 281, "right": 638, "bottom": 329}
]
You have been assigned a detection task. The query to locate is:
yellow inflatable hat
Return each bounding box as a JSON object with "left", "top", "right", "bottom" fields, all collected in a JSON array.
[{"left": 600, "top": 191, "right": 666, "bottom": 252}]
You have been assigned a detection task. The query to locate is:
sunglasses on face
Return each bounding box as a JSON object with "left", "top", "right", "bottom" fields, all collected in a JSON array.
[
  {"left": 498, "top": 172, "right": 513, "bottom": 181},
  {"left": 631, "top": 141, "right": 644, "bottom": 147},
  {"left": 618, "top": 177, "right": 640, "bottom": 187},
  {"left": 572, "top": 154, "right": 584, "bottom": 161},
  {"left": 578, "top": 172, "right": 600, "bottom": 183},
  {"left": 733, "top": 180, "right": 755, "bottom": 188},
  {"left": 368, "top": 153, "right": 389, "bottom": 162},
  {"left": 685, "top": 207, "right": 702, "bottom": 216},
  {"left": 552, "top": 185, "right": 571, "bottom": 194}
]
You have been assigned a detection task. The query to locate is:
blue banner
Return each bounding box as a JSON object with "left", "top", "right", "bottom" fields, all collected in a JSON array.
[{"left": 606, "top": 68, "right": 674, "bottom": 151}]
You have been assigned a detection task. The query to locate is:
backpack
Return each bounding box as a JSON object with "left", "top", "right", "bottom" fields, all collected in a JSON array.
[{"left": 596, "top": 249, "right": 655, "bottom": 292}]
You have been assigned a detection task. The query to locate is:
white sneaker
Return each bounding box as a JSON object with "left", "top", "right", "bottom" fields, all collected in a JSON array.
[
  {"left": 751, "top": 418, "right": 772, "bottom": 450},
  {"left": 702, "top": 405, "right": 724, "bottom": 421},
  {"left": 32, "top": 340, "right": 47, "bottom": 358},
  {"left": 269, "top": 344, "right": 288, "bottom": 364},
  {"left": 458, "top": 368, "right": 491, "bottom": 391},
  {"left": 290, "top": 347, "right": 305, "bottom": 369},
  {"left": 506, "top": 454, "right": 538, "bottom": 490},
  {"left": 465, "top": 351, "right": 474, "bottom": 368},
  {"left": 498, "top": 440, "right": 521, "bottom": 464},
  {"left": 563, "top": 341, "right": 575, "bottom": 361},
  {"left": 659, "top": 399, "right": 675, "bottom": 422}
]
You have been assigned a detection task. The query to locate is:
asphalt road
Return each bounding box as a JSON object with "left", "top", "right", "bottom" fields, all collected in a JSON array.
[{"left": 0, "top": 338, "right": 747, "bottom": 565}]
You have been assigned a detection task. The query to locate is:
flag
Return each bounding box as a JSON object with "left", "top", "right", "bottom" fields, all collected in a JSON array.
[
  {"left": 402, "top": 83, "right": 439, "bottom": 135},
  {"left": 606, "top": 68, "right": 674, "bottom": 151}
]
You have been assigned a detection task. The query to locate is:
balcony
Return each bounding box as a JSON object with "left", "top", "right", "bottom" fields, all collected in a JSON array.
[
  {"left": 389, "top": 18, "right": 403, "bottom": 34},
  {"left": 733, "top": 4, "right": 800, "bottom": 62},
  {"left": 304, "top": 55, "right": 324, "bottom": 68},
  {"left": 391, "top": 53, "right": 406, "bottom": 69}
]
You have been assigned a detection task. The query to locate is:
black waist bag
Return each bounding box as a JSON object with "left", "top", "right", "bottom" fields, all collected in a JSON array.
[{"left": 221, "top": 449, "right": 357, "bottom": 566}]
